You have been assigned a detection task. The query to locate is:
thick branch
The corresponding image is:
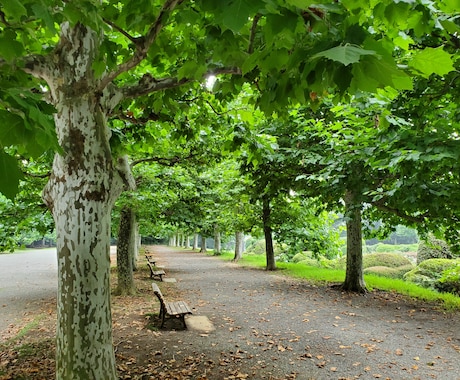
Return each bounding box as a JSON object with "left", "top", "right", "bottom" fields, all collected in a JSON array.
[
  {"left": 22, "top": 54, "right": 54, "bottom": 83},
  {"left": 122, "top": 75, "right": 189, "bottom": 98},
  {"left": 98, "top": 0, "right": 184, "bottom": 90},
  {"left": 121, "top": 66, "right": 241, "bottom": 99}
]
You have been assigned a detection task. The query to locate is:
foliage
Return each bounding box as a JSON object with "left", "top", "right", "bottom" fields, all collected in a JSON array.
[
  {"left": 363, "top": 264, "right": 414, "bottom": 279},
  {"left": 0, "top": 157, "right": 54, "bottom": 252},
  {"left": 417, "top": 236, "right": 457, "bottom": 264},
  {"left": 244, "top": 238, "right": 285, "bottom": 256},
  {"left": 362, "top": 253, "right": 413, "bottom": 268},
  {"left": 291, "top": 252, "right": 313, "bottom": 263},
  {"left": 437, "top": 263, "right": 460, "bottom": 296},
  {"left": 297, "top": 258, "right": 322, "bottom": 268},
  {"left": 404, "top": 259, "right": 460, "bottom": 291},
  {"left": 368, "top": 243, "right": 418, "bottom": 254}
]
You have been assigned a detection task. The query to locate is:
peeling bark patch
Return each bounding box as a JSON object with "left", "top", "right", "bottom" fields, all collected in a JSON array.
[
  {"left": 67, "top": 128, "right": 85, "bottom": 175},
  {"left": 85, "top": 186, "right": 107, "bottom": 201}
]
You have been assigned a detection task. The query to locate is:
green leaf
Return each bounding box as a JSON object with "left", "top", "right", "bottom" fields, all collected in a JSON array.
[
  {"left": 0, "top": 30, "right": 25, "bottom": 61},
  {"left": 313, "top": 45, "right": 377, "bottom": 66},
  {"left": 0, "top": 110, "right": 25, "bottom": 146},
  {"left": 409, "top": 47, "right": 455, "bottom": 78},
  {"left": 0, "top": 149, "right": 23, "bottom": 199},
  {"left": 285, "top": 0, "right": 315, "bottom": 7},
  {"left": 438, "top": 0, "right": 460, "bottom": 14},
  {"left": 351, "top": 55, "right": 413, "bottom": 92},
  {"left": 177, "top": 61, "right": 207, "bottom": 80},
  {"left": 221, "top": 0, "right": 264, "bottom": 32},
  {"left": 1, "top": 0, "right": 27, "bottom": 18}
]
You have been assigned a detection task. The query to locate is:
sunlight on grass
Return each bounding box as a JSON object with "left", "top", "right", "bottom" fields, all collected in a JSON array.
[{"left": 210, "top": 251, "right": 460, "bottom": 310}]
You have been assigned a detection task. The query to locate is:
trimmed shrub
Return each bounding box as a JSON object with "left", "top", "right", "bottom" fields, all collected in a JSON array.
[
  {"left": 246, "top": 239, "right": 266, "bottom": 255},
  {"left": 329, "top": 252, "right": 412, "bottom": 271},
  {"left": 404, "top": 259, "right": 460, "bottom": 290},
  {"left": 364, "top": 264, "right": 414, "bottom": 279},
  {"left": 436, "top": 263, "right": 460, "bottom": 295},
  {"left": 291, "top": 251, "right": 313, "bottom": 263},
  {"left": 363, "top": 253, "right": 412, "bottom": 269},
  {"left": 417, "top": 236, "right": 454, "bottom": 264},
  {"left": 298, "top": 258, "right": 321, "bottom": 267}
]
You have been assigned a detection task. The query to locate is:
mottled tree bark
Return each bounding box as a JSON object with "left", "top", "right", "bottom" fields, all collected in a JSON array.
[
  {"left": 214, "top": 224, "right": 222, "bottom": 255},
  {"left": 262, "top": 196, "right": 276, "bottom": 271},
  {"left": 193, "top": 233, "right": 199, "bottom": 250},
  {"left": 37, "top": 23, "right": 124, "bottom": 380},
  {"left": 233, "top": 231, "right": 244, "bottom": 262},
  {"left": 200, "top": 235, "right": 207, "bottom": 253},
  {"left": 115, "top": 207, "right": 136, "bottom": 295},
  {"left": 342, "top": 190, "right": 367, "bottom": 293}
]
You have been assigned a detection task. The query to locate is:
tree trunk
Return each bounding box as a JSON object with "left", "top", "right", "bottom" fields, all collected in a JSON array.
[
  {"left": 132, "top": 218, "right": 139, "bottom": 271},
  {"left": 214, "top": 224, "right": 221, "bottom": 255},
  {"left": 200, "top": 235, "right": 207, "bottom": 253},
  {"left": 262, "top": 197, "right": 276, "bottom": 271},
  {"left": 193, "top": 233, "right": 198, "bottom": 250},
  {"left": 342, "top": 190, "right": 367, "bottom": 293},
  {"left": 115, "top": 207, "right": 136, "bottom": 295},
  {"left": 34, "top": 23, "right": 135, "bottom": 380},
  {"left": 233, "top": 231, "right": 244, "bottom": 262},
  {"left": 185, "top": 235, "right": 191, "bottom": 249}
]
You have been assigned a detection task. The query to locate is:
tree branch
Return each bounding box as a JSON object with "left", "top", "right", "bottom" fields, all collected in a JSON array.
[
  {"left": 23, "top": 171, "right": 51, "bottom": 179},
  {"left": 98, "top": 0, "right": 185, "bottom": 91},
  {"left": 0, "top": 10, "right": 10, "bottom": 26},
  {"left": 121, "top": 66, "right": 241, "bottom": 99},
  {"left": 131, "top": 151, "right": 198, "bottom": 168},
  {"left": 248, "top": 14, "right": 261, "bottom": 54},
  {"left": 102, "top": 18, "right": 139, "bottom": 44}
]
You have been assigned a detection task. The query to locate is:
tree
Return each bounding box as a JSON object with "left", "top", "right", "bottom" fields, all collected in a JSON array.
[
  {"left": 114, "top": 206, "right": 137, "bottom": 295},
  {"left": 1, "top": 1, "right": 457, "bottom": 377}
]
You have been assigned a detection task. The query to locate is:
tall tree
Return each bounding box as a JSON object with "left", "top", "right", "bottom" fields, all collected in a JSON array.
[{"left": 1, "top": 1, "right": 456, "bottom": 377}]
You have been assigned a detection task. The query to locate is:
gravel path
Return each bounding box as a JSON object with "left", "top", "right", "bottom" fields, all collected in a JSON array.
[
  {"left": 153, "top": 246, "right": 460, "bottom": 380},
  {"left": 0, "top": 248, "right": 57, "bottom": 338}
]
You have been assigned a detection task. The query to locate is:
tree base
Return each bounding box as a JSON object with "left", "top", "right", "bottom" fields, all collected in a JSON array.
[{"left": 332, "top": 282, "right": 368, "bottom": 294}]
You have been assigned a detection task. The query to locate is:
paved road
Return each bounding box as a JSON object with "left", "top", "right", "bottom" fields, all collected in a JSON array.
[{"left": 0, "top": 248, "right": 57, "bottom": 337}]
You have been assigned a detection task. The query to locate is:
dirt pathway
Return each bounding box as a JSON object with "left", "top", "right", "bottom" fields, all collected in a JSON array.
[{"left": 149, "top": 246, "right": 460, "bottom": 380}]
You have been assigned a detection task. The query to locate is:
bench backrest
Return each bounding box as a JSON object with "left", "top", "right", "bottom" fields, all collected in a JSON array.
[{"left": 151, "top": 283, "right": 166, "bottom": 308}]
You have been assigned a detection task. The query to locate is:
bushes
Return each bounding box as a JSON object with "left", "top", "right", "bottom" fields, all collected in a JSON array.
[
  {"left": 363, "top": 253, "right": 412, "bottom": 268},
  {"left": 437, "top": 263, "right": 460, "bottom": 295},
  {"left": 404, "top": 259, "right": 460, "bottom": 291},
  {"left": 364, "top": 264, "right": 414, "bottom": 279},
  {"left": 417, "top": 236, "right": 455, "bottom": 264}
]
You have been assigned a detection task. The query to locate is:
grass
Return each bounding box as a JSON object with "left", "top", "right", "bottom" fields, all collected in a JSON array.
[
  {"left": 208, "top": 250, "right": 460, "bottom": 310},
  {"left": 3, "top": 314, "right": 45, "bottom": 345}
]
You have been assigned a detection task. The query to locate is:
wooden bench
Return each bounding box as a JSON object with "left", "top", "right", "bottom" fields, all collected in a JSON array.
[
  {"left": 145, "top": 254, "right": 156, "bottom": 266},
  {"left": 147, "top": 262, "right": 165, "bottom": 281},
  {"left": 151, "top": 283, "right": 192, "bottom": 328}
]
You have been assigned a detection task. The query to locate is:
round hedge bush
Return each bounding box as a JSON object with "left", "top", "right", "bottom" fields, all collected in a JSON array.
[
  {"left": 417, "top": 236, "right": 454, "bottom": 264},
  {"left": 403, "top": 258, "right": 460, "bottom": 290},
  {"left": 298, "top": 258, "right": 322, "bottom": 267},
  {"left": 363, "top": 253, "right": 412, "bottom": 269},
  {"left": 363, "top": 264, "right": 414, "bottom": 279}
]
